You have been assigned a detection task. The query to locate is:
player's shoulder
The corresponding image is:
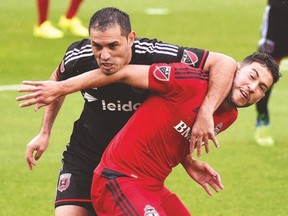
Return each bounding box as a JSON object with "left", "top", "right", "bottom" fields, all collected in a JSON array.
[
  {"left": 63, "top": 39, "right": 94, "bottom": 64},
  {"left": 169, "top": 62, "right": 204, "bottom": 72},
  {"left": 133, "top": 37, "right": 180, "bottom": 52},
  {"left": 65, "top": 39, "right": 93, "bottom": 56},
  {"left": 60, "top": 39, "right": 97, "bottom": 76}
]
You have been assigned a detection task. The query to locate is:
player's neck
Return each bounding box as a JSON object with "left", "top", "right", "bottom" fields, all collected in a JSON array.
[{"left": 219, "top": 99, "right": 235, "bottom": 111}]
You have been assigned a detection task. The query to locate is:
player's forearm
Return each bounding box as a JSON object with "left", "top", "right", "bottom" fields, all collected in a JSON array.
[
  {"left": 39, "top": 95, "right": 65, "bottom": 135},
  {"left": 181, "top": 154, "right": 204, "bottom": 180},
  {"left": 58, "top": 70, "right": 100, "bottom": 95},
  {"left": 39, "top": 70, "right": 65, "bottom": 134},
  {"left": 202, "top": 52, "right": 237, "bottom": 114},
  {"left": 181, "top": 153, "right": 196, "bottom": 169}
]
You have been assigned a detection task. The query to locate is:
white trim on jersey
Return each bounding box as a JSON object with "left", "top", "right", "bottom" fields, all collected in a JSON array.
[
  {"left": 260, "top": 5, "right": 271, "bottom": 40},
  {"left": 134, "top": 40, "right": 178, "bottom": 56},
  {"left": 65, "top": 44, "right": 93, "bottom": 65},
  {"left": 63, "top": 39, "right": 180, "bottom": 65}
]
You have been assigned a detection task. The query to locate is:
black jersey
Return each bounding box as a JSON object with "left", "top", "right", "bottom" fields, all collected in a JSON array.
[
  {"left": 56, "top": 38, "right": 209, "bottom": 171},
  {"left": 268, "top": 0, "right": 288, "bottom": 7}
]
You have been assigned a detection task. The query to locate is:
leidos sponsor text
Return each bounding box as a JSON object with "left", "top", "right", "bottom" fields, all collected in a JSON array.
[{"left": 102, "top": 100, "right": 141, "bottom": 111}]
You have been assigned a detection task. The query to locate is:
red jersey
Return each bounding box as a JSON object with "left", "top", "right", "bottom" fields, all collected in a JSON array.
[{"left": 95, "top": 63, "right": 238, "bottom": 181}]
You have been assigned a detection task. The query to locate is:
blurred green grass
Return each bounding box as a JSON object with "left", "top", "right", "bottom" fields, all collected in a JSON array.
[{"left": 1, "top": 0, "right": 288, "bottom": 215}]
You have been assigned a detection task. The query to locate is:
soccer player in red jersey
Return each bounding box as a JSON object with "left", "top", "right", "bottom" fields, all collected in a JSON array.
[{"left": 17, "top": 52, "right": 280, "bottom": 215}]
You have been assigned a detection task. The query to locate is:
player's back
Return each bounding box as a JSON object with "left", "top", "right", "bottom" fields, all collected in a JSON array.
[{"left": 97, "top": 63, "right": 209, "bottom": 180}]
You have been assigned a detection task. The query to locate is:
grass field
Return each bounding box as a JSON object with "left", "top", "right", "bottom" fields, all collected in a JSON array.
[{"left": 1, "top": 0, "right": 288, "bottom": 215}]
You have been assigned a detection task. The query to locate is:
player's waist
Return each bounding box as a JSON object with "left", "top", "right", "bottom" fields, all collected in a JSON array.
[{"left": 96, "top": 167, "right": 164, "bottom": 188}]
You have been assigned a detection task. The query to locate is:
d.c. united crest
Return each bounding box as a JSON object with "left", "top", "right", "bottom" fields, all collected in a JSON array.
[{"left": 57, "top": 173, "right": 72, "bottom": 192}]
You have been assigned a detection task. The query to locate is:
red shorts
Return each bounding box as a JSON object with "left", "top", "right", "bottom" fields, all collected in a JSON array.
[{"left": 91, "top": 169, "right": 191, "bottom": 216}]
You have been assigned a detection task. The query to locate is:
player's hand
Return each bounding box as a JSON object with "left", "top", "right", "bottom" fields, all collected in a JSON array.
[
  {"left": 25, "top": 133, "right": 49, "bottom": 170},
  {"left": 16, "top": 80, "right": 62, "bottom": 110},
  {"left": 182, "top": 154, "right": 224, "bottom": 195},
  {"left": 189, "top": 109, "right": 218, "bottom": 157}
]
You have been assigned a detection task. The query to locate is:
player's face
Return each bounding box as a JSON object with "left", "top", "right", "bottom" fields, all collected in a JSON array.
[
  {"left": 90, "top": 24, "right": 135, "bottom": 75},
  {"left": 227, "top": 62, "right": 273, "bottom": 108}
]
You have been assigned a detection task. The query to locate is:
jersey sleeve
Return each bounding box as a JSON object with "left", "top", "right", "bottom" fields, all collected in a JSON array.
[
  {"left": 148, "top": 63, "right": 177, "bottom": 95},
  {"left": 56, "top": 39, "right": 97, "bottom": 81},
  {"left": 148, "top": 62, "right": 208, "bottom": 97},
  {"left": 131, "top": 38, "right": 209, "bottom": 69}
]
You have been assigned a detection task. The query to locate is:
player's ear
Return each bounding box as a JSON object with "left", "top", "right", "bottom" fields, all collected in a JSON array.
[{"left": 127, "top": 31, "right": 136, "bottom": 47}]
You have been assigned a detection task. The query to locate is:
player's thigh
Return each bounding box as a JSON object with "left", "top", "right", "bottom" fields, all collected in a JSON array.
[
  {"left": 161, "top": 187, "right": 191, "bottom": 216},
  {"left": 264, "top": 6, "right": 288, "bottom": 57},
  {"left": 55, "top": 169, "right": 92, "bottom": 200},
  {"left": 92, "top": 174, "right": 166, "bottom": 215},
  {"left": 55, "top": 205, "right": 92, "bottom": 216},
  {"left": 114, "top": 177, "right": 167, "bottom": 215},
  {"left": 55, "top": 162, "right": 96, "bottom": 215}
]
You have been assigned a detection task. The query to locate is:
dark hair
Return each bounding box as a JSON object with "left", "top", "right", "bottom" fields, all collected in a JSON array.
[
  {"left": 89, "top": 7, "right": 131, "bottom": 37},
  {"left": 241, "top": 52, "right": 281, "bottom": 84}
]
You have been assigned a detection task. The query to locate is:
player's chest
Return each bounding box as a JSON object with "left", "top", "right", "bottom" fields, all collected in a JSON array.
[{"left": 80, "top": 83, "right": 149, "bottom": 110}]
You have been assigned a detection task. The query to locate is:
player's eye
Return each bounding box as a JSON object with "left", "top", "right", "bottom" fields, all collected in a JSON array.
[
  {"left": 109, "top": 43, "right": 118, "bottom": 50},
  {"left": 259, "top": 84, "right": 267, "bottom": 93},
  {"left": 250, "top": 74, "right": 255, "bottom": 80},
  {"left": 92, "top": 43, "right": 102, "bottom": 50}
]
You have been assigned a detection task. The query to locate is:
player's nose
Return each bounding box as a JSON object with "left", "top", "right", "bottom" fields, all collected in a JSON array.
[{"left": 100, "top": 48, "right": 111, "bottom": 60}]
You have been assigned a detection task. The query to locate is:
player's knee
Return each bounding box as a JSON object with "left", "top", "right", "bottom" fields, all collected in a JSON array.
[{"left": 55, "top": 205, "right": 91, "bottom": 216}]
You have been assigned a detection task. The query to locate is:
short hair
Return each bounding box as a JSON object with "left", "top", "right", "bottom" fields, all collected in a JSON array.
[
  {"left": 89, "top": 7, "right": 131, "bottom": 37},
  {"left": 240, "top": 52, "right": 281, "bottom": 84}
]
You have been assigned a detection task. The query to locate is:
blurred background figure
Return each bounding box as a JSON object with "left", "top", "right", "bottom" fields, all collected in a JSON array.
[
  {"left": 33, "top": 0, "right": 89, "bottom": 39},
  {"left": 255, "top": 0, "right": 288, "bottom": 146}
]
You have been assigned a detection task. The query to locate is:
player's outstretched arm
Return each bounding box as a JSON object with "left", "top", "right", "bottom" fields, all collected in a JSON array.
[
  {"left": 189, "top": 52, "right": 237, "bottom": 157},
  {"left": 181, "top": 153, "right": 224, "bottom": 196},
  {"left": 25, "top": 69, "right": 66, "bottom": 170},
  {"left": 16, "top": 68, "right": 104, "bottom": 109},
  {"left": 16, "top": 65, "right": 150, "bottom": 110}
]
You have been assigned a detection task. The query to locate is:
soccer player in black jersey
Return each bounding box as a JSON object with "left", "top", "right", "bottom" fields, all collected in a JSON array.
[
  {"left": 20, "top": 7, "right": 237, "bottom": 216},
  {"left": 255, "top": 0, "right": 288, "bottom": 146}
]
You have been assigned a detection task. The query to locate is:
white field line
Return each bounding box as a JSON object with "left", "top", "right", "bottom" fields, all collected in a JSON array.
[
  {"left": 0, "top": 84, "right": 22, "bottom": 92},
  {"left": 145, "top": 8, "right": 169, "bottom": 15}
]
